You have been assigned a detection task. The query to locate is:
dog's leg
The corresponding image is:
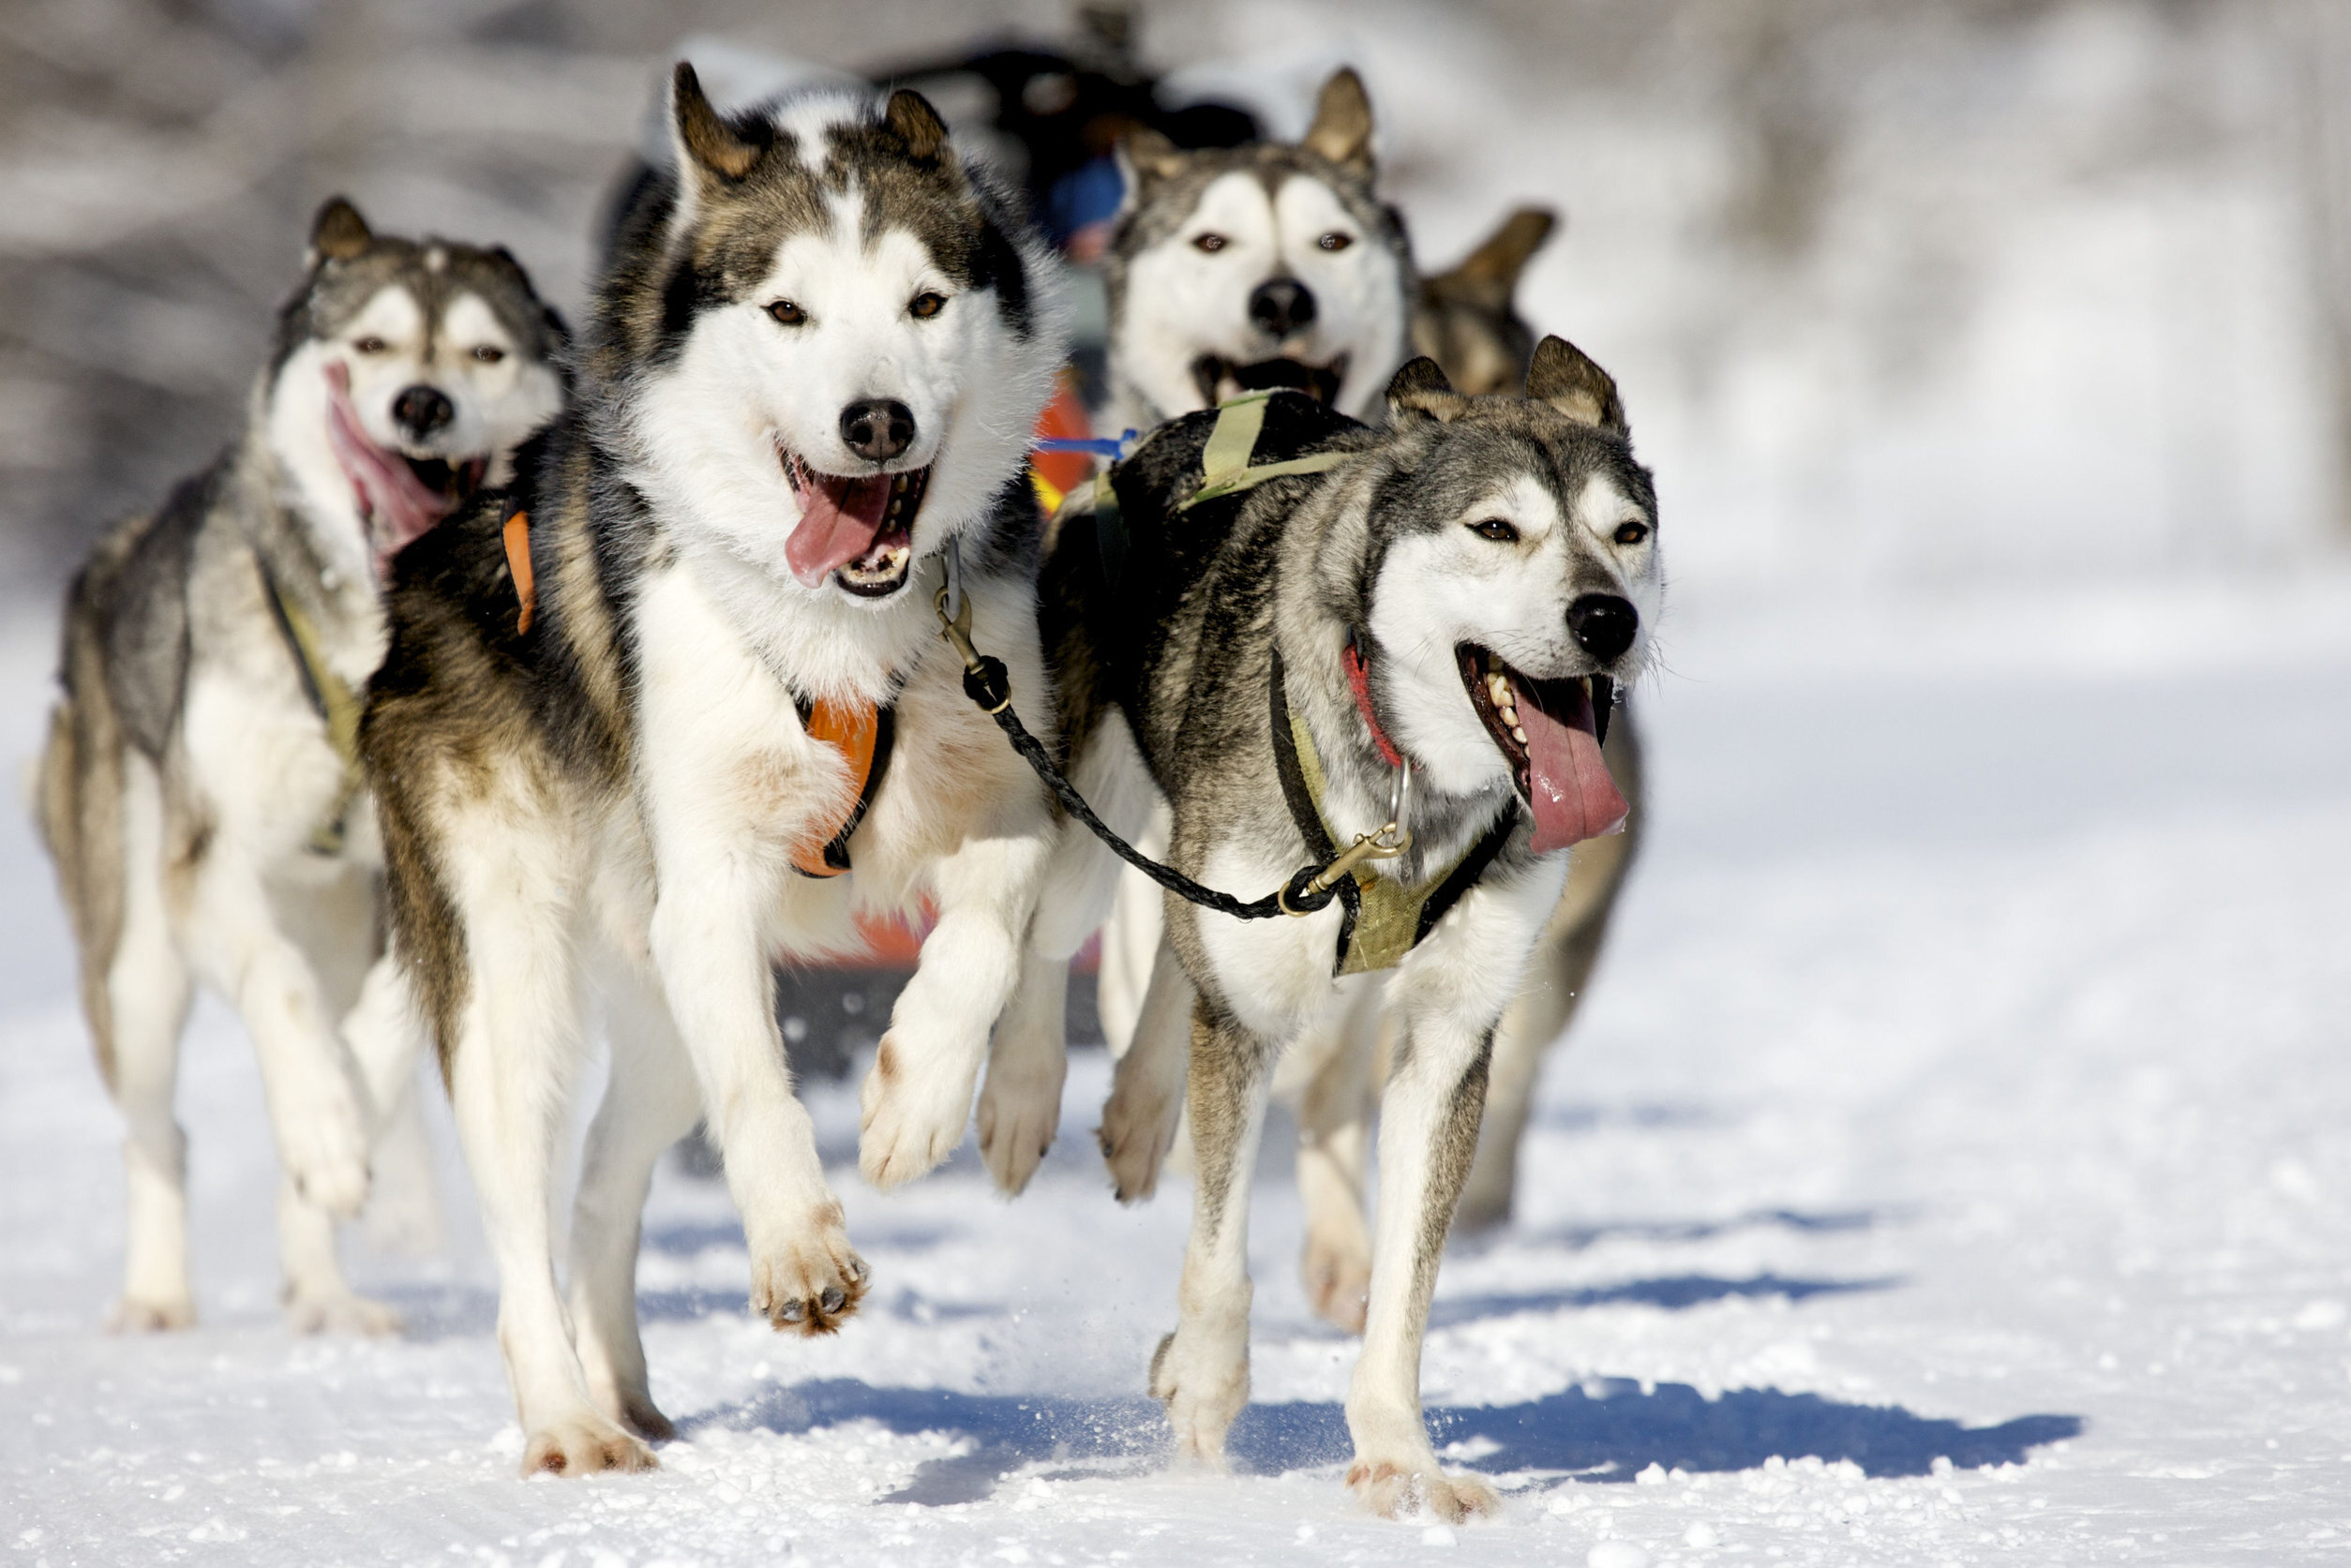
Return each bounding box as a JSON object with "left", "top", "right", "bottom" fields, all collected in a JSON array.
[
  {"left": 568, "top": 963, "right": 703, "bottom": 1442},
  {"left": 1095, "top": 809, "right": 1170, "bottom": 1053},
  {"left": 1296, "top": 987, "right": 1382, "bottom": 1335},
  {"left": 1148, "top": 996, "right": 1270, "bottom": 1466},
  {"left": 1342, "top": 1006, "right": 1501, "bottom": 1523},
  {"left": 107, "top": 759, "right": 196, "bottom": 1331},
  {"left": 1098, "top": 933, "right": 1193, "bottom": 1202},
  {"left": 278, "top": 883, "right": 412, "bottom": 1335},
  {"left": 343, "top": 955, "right": 443, "bottom": 1258},
  {"left": 859, "top": 808, "right": 1051, "bottom": 1191},
  {"left": 175, "top": 835, "right": 369, "bottom": 1219},
  {"left": 977, "top": 948, "right": 1068, "bottom": 1196},
  {"left": 651, "top": 861, "right": 866, "bottom": 1333},
  {"left": 433, "top": 816, "right": 651, "bottom": 1476}
]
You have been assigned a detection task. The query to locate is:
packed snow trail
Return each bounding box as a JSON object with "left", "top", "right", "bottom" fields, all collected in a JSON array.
[{"left": 5, "top": 573, "right": 2350, "bottom": 1565}]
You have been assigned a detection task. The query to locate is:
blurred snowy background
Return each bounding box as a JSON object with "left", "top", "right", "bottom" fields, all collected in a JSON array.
[{"left": 7, "top": 0, "right": 2351, "bottom": 599}]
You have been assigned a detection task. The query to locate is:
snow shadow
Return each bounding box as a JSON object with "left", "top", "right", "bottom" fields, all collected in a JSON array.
[
  {"left": 1428, "top": 1271, "right": 1900, "bottom": 1327},
  {"left": 1514, "top": 1206, "right": 1887, "bottom": 1252},
  {"left": 690, "top": 1376, "right": 2080, "bottom": 1504}
]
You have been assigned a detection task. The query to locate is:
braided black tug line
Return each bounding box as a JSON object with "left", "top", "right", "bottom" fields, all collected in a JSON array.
[{"left": 958, "top": 653, "right": 1338, "bottom": 922}]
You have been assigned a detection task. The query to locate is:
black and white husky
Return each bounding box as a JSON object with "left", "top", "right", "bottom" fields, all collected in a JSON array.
[
  {"left": 1027, "top": 345, "right": 1657, "bottom": 1518},
  {"left": 35, "top": 200, "right": 566, "bottom": 1333},
  {"left": 359, "top": 69, "right": 1067, "bottom": 1474}
]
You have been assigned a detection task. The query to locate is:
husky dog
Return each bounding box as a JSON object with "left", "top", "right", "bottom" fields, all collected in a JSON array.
[
  {"left": 360, "top": 68, "right": 1066, "bottom": 1474},
  {"left": 35, "top": 200, "right": 565, "bottom": 1333},
  {"left": 1025, "top": 345, "right": 1657, "bottom": 1517},
  {"left": 1101, "top": 67, "right": 1410, "bottom": 432},
  {"left": 1413, "top": 206, "right": 1555, "bottom": 396}
]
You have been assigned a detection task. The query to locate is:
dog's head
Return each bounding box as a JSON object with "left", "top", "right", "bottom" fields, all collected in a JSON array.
[
  {"left": 1106, "top": 68, "right": 1411, "bottom": 425},
  {"left": 1412, "top": 207, "right": 1555, "bottom": 396},
  {"left": 612, "top": 66, "right": 1066, "bottom": 605},
  {"left": 266, "top": 199, "right": 567, "bottom": 580},
  {"left": 1340, "top": 338, "right": 1659, "bottom": 853}
]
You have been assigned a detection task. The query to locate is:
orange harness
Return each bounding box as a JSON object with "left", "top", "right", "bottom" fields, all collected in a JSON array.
[{"left": 502, "top": 507, "right": 893, "bottom": 878}]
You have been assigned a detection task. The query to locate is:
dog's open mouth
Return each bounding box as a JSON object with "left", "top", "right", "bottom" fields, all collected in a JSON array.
[
  {"left": 323, "top": 364, "right": 487, "bottom": 575},
  {"left": 1459, "top": 644, "right": 1627, "bottom": 852},
  {"left": 1190, "top": 352, "right": 1349, "bottom": 407},
  {"left": 781, "top": 450, "right": 930, "bottom": 598}
]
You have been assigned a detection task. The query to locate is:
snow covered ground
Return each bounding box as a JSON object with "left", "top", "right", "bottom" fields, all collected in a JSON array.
[{"left": 6, "top": 563, "right": 2351, "bottom": 1566}]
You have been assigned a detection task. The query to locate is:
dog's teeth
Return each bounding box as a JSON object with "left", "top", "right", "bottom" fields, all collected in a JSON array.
[{"left": 1511, "top": 724, "right": 1528, "bottom": 744}]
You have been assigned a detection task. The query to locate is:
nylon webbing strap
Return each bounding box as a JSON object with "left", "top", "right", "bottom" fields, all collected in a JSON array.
[{"left": 1176, "top": 392, "right": 1355, "bottom": 513}]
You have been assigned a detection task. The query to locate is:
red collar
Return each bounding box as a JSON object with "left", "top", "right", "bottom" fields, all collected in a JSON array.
[{"left": 1342, "top": 634, "right": 1405, "bottom": 770}]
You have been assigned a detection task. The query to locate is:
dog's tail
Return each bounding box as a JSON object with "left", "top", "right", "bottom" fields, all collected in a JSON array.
[{"left": 38, "top": 562, "right": 134, "bottom": 1092}]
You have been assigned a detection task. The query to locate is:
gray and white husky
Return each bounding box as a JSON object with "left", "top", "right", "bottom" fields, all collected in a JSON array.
[
  {"left": 35, "top": 199, "right": 566, "bottom": 1333},
  {"left": 985, "top": 66, "right": 1645, "bottom": 1326},
  {"left": 1023, "top": 347, "right": 1658, "bottom": 1518},
  {"left": 358, "top": 69, "right": 1067, "bottom": 1474}
]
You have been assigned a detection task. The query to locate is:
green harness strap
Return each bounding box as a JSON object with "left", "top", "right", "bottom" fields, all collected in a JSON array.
[
  {"left": 1280, "top": 682, "right": 1490, "bottom": 976},
  {"left": 1176, "top": 391, "right": 1355, "bottom": 513},
  {"left": 257, "top": 558, "right": 365, "bottom": 857}
]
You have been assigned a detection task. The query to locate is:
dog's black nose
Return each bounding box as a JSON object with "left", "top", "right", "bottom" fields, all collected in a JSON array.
[
  {"left": 393, "top": 384, "right": 454, "bottom": 439},
  {"left": 1567, "top": 594, "right": 1639, "bottom": 663},
  {"left": 1249, "top": 277, "right": 1318, "bottom": 338},
  {"left": 840, "top": 398, "right": 916, "bottom": 463}
]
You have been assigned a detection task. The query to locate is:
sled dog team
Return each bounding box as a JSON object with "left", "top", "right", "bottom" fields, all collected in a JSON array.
[{"left": 38, "top": 64, "right": 1661, "bottom": 1521}]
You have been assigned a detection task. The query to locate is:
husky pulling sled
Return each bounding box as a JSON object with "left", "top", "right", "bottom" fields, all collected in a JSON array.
[{"left": 942, "top": 336, "right": 1658, "bottom": 1517}]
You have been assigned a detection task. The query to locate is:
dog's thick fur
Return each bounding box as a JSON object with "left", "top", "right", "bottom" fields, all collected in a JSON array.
[
  {"left": 359, "top": 69, "right": 1067, "bottom": 1474},
  {"left": 1022, "top": 348, "right": 1659, "bottom": 1517},
  {"left": 35, "top": 200, "right": 565, "bottom": 1334}
]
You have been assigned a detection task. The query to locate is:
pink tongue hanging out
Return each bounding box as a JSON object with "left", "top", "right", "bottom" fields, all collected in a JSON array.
[
  {"left": 323, "top": 363, "right": 459, "bottom": 575},
  {"left": 1516, "top": 677, "right": 1627, "bottom": 853},
  {"left": 786, "top": 470, "right": 894, "bottom": 588}
]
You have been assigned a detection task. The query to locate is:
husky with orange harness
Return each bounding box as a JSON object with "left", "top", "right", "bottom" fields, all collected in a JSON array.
[{"left": 356, "top": 69, "right": 1068, "bottom": 1474}]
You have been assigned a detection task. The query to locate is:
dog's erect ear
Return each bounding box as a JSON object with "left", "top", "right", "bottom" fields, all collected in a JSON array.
[
  {"left": 1524, "top": 335, "right": 1626, "bottom": 436},
  {"left": 671, "top": 61, "right": 767, "bottom": 182},
  {"left": 308, "top": 198, "right": 372, "bottom": 265},
  {"left": 1117, "top": 125, "right": 1188, "bottom": 191},
  {"left": 1303, "top": 67, "right": 1375, "bottom": 176},
  {"left": 884, "top": 88, "right": 951, "bottom": 162},
  {"left": 1437, "top": 207, "right": 1556, "bottom": 308},
  {"left": 1386, "top": 356, "right": 1467, "bottom": 423}
]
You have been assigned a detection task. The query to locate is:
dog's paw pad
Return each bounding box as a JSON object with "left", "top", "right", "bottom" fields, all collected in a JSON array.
[
  {"left": 1345, "top": 1459, "right": 1500, "bottom": 1523},
  {"left": 523, "top": 1416, "right": 658, "bottom": 1477},
  {"left": 749, "top": 1225, "right": 868, "bottom": 1337}
]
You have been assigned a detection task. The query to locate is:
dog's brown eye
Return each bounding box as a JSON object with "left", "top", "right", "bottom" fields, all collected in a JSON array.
[
  {"left": 908, "top": 291, "right": 947, "bottom": 320},
  {"left": 1317, "top": 231, "right": 1353, "bottom": 252},
  {"left": 1613, "top": 521, "right": 1650, "bottom": 545},
  {"left": 1191, "top": 232, "right": 1228, "bottom": 253},
  {"left": 1472, "top": 518, "right": 1520, "bottom": 543},
  {"left": 471, "top": 344, "right": 505, "bottom": 365},
  {"left": 352, "top": 336, "right": 387, "bottom": 354},
  {"left": 766, "top": 299, "right": 807, "bottom": 326}
]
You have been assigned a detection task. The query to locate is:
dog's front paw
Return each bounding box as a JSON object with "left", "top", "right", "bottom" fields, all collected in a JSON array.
[
  {"left": 1148, "top": 1326, "right": 1247, "bottom": 1468},
  {"left": 282, "top": 1287, "right": 403, "bottom": 1337},
  {"left": 109, "top": 1294, "right": 197, "bottom": 1333},
  {"left": 748, "top": 1203, "right": 868, "bottom": 1336},
  {"left": 1097, "top": 1074, "right": 1183, "bottom": 1203},
  {"left": 858, "top": 1032, "right": 978, "bottom": 1189},
  {"left": 273, "top": 1073, "right": 371, "bottom": 1218},
  {"left": 1302, "top": 1232, "right": 1371, "bottom": 1336},
  {"left": 977, "top": 1052, "right": 1063, "bottom": 1197},
  {"left": 1344, "top": 1457, "right": 1500, "bottom": 1523},
  {"left": 521, "top": 1413, "right": 658, "bottom": 1477}
]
